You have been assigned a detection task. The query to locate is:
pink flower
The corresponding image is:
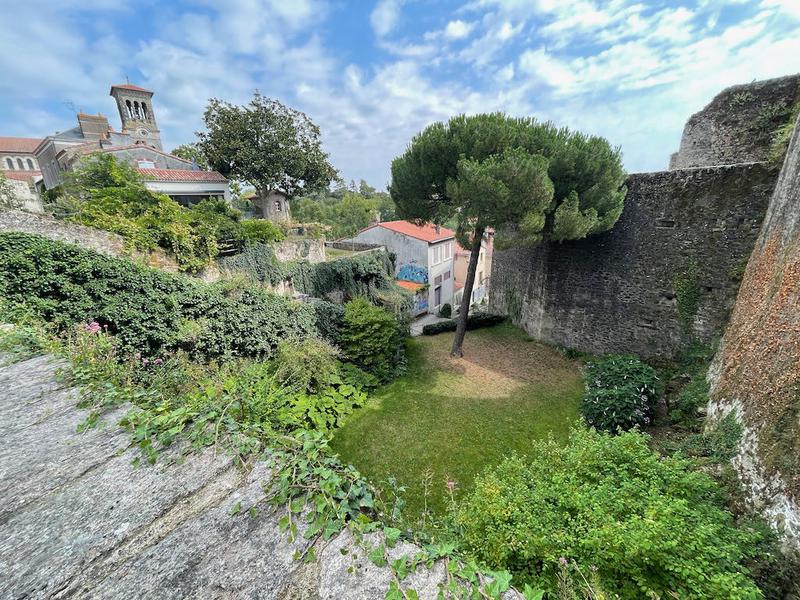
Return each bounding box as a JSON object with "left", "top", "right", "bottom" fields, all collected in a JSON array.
[
  {"left": 154, "top": 358, "right": 163, "bottom": 365},
  {"left": 446, "top": 480, "right": 456, "bottom": 492},
  {"left": 142, "top": 358, "right": 149, "bottom": 365},
  {"left": 85, "top": 321, "right": 101, "bottom": 334},
  {"left": 559, "top": 557, "right": 568, "bottom": 567}
]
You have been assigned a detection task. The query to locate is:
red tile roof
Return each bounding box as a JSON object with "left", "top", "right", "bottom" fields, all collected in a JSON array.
[
  {"left": 396, "top": 280, "right": 425, "bottom": 292},
  {"left": 136, "top": 168, "right": 227, "bottom": 182},
  {"left": 2, "top": 170, "right": 41, "bottom": 182},
  {"left": 110, "top": 83, "right": 153, "bottom": 94},
  {"left": 0, "top": 137, "right": 43, "bottom": 153},
  {"left": 370, "top": 220, "right": 454, "bottom": 243}
]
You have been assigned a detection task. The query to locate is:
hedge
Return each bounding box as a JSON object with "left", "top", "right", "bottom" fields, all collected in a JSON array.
[
  {"left": 0, "top": 232, "right": 316, "bottom": 359},
  {"left": 421, "top": 313, "right": 506, "bottom": 335}
]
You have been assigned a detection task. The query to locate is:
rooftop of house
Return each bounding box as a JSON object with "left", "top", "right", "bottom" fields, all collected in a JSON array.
[
  {"left": 0, "top": 137, "right": 43, "bottom": 154},
  {"left": 395, "top": 280, "right": 425, "bottom": 292},
  {"left": 136, "top": 168, "right": 228, "bottom": 182},
  {"left": 366, "top": 220, "right": 455, "bottom": 243}
]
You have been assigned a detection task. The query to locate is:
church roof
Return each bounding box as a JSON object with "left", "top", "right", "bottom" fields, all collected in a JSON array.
[
  {"left": 136, "top": 168, "right": 228, "bottom": 182},
  {"left": 0, "top": 137, "right": 43, "bottom": 153},
  {"left": 2, "top": 169, "right": 41, "bottom": 182},
  {"left": 110, "top": 83, "right": 153, "bottom": 94}
]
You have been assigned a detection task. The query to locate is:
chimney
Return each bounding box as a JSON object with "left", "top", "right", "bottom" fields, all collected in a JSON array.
[
  {"left": 434, "top": 224, "right": 441, "bottom": 234},
  {"left": 77, "top": 113, "right": 110, "bottom": 141}
]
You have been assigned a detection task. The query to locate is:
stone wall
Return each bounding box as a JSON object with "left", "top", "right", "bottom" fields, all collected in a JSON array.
[
  {"left": 490, "top": 163, "right": 775, "bottom": 358},
  {"left": 707, "top": 114, "right": 800, "bottom": 548},
  {"left": 274, "top": 237, "right": 326, "bottom": 263},
  {"left": 670, "top": 74, "right": 800, "bottom": 169},
  {"left": 0, "top": 208, "right": 179, "bottom": 272}
]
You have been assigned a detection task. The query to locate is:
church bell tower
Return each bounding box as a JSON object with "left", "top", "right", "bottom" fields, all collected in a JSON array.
[{"left": 109, "top": 83, "right": 162, "bottom": 150}]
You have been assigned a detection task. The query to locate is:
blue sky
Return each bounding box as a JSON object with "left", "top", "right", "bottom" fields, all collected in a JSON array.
[{"left": 1, "top": 0, "right": 798, "bottom": 187}]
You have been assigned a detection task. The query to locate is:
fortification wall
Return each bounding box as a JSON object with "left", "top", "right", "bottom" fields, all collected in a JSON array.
[
  {"left": 490, "top": 163, "right": 774, "bottom": 358},
  {"left": 670, "top": 74, "right": 799, "bottom": 169},
  {"left": 707, "top": 114, "right": 800, "bottom": 548}
]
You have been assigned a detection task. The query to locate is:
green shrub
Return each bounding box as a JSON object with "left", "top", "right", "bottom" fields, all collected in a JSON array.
[
  {"left": 339, "top": 297, "right": 405, "bottom": 381},
  {"left": 0, "top": 232, "right": 316, "bottom": 359},
  {"left": 438, "top": 303, "right": 452, "bottom": 318},
  {"left": 456, "top": 428, "right": 763, "bottom": 598},
  {"left": 421, "top": 313, "right": 506, "bottom": 335},
  {"left": 240, "top": 219, "right": 285, "bottom": 244},
  {"left": 581, "top": 354, "right": 659, "bottom": 432},
  {"left": 307, "top": 298, "right": 345, "bottom": 345},
  {"left": 670, "top": 370, "right": 710, "bottom": 427},
  {"left": 273, "top": 338, "right": 341, "bottom": 393}
]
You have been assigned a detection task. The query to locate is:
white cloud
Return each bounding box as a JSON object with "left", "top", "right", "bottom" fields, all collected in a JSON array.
[
  {"left": 371, "top": 0, "right": 402, "bottom": 37},
  {"left": 444, "top": 19, "right": 475, "bottom": 39}
]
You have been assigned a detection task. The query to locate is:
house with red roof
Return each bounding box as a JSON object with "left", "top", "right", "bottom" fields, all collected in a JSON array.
[{"left": 341, "top": 220, "right": 456, "bottom": 315}]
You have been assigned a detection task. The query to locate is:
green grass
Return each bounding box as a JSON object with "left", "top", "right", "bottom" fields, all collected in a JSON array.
[{"left": 330, "top": 323, "right": 584, "bottom": 520}]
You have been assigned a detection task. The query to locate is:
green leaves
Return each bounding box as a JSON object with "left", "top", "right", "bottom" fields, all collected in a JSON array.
[{"left": 198, "top": 92, "right": 338, "bottom": 197}]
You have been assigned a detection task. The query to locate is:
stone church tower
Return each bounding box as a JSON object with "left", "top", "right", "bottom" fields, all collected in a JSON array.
[{"left": 109, "top": 83, "right": 162, "bottom": 150}]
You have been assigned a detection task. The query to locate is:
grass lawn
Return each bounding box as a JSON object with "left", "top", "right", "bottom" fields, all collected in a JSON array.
[{"left": 330, "top": 322, "right": 584, "bottom": 520}]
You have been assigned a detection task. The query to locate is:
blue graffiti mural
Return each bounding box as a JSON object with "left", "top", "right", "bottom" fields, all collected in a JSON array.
[
  {"left": 414, "top": 294, "right": 429, "bottom": 313},
  {"left": 397, "top": 263, "right": 428, "bottom": 284}
]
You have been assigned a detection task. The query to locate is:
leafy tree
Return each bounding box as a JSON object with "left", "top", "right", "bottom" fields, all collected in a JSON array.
[
  {"left": 197, "top": 92, "right": 338, "bottom": 203},
  {"left": 457, "top": 428, "right": 763, "bottom": 598},
  {"left": 170, "top": 142, "right": 210, "bottom": 170},
  {"left": 390, "top": 113, "right": 626, "bottom": 356}
]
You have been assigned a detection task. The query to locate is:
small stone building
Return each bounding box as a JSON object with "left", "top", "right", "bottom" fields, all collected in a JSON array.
[{"left": 250, "top": 190, "right": 291, "bottom": 223}]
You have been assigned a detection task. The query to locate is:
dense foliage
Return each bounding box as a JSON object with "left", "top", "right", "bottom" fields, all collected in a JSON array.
[
  {"left": 390, "top": 113, "right": 627, "bottom": 356},
  {"left": 0, "top": 232, "right": 315, "bottom": 359},
  {"left": 290, "top": 183, "right": 396, "bottom": 238},
  {"left": 218, "top": 244, "right": 411, "bottom": 314},
  {"left": 44, "top": 154, "right": 282, "bottom": 270},
  {"left": 339, "top": 298, "right": 406, "bottom": 382},
  {"left": 421, "top": 312, "right": 506, "bottom": 335},
  {"left": 198, "top": 92, "right": 337, "bottom": 198},
  {"left": 457, "top": 428, "right": 763, "bottom": 598},
  {"left": 581, "top": 354, "right": 659, "bottom": 432}
]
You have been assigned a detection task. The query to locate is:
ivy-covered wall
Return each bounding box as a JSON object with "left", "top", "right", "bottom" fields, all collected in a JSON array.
[{"left": 490, "top": 163, "right": 776, "bottom": 358}]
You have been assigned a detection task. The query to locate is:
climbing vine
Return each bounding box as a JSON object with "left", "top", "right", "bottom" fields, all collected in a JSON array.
[{"left": 673, "top": 262, "right": 702, "bottom": 328}]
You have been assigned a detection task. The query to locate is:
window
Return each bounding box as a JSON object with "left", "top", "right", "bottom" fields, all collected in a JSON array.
[
  {"left": 126, "top": 100, "right": 133, "bottom": 119},
  {"left": 432, "top": 245, "right": 442, "bottom": 265},
  {"left": 443, "top": 271, "right": 451, "bottom": 281},
  {"left": 137, "top": 159, "right": 156, "bottom": 169},
  {"left": 274, "top": 199, "right": 282, "bottom": 211},
  {"left": 4, "top": 158, "right": 12, "bottom": 169},
  {"left": 444, "top": 242, "right": 452, "bottom": 260},
  {"left": 17, "top": 158, "right": 24, "bottom": 169},
  {"left": 26, "top": 158, "right": 34, "bottom": 170},
  {"left": 141, "top": 102, "right": 148, "bottom": 119},
  {"left": 434, "top": 274, "right": 442, "bottom": 285}
]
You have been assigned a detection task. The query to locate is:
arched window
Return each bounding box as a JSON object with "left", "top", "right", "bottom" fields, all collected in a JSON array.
[
  {"left": 274, "top": 199, "right": 283, "bottom": 212},
  {"left": 134, "top": 101, "right": 141, "bottom": 119},
  {"left": 125, "top": 100, "right": 133, "bottom": 119},
  {"left": 17, "top": 158, "right": 24, "bottom": 169},
  {"left": 26, "top": 158, "right": 34, "bottom": 170},
  {"left": 141, "top": 102, "right": 148, "bottom": 120},
  {"left": 4, "top": 158, "right": 12, "bottom": 169}
]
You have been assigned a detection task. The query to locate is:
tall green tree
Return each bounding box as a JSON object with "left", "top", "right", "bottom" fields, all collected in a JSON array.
[
  {"left": 197, "top": 92, "right": 338, "bottom": 202},
  {"left": 390, "top": 113, "right": 627, "bottom": 357}
]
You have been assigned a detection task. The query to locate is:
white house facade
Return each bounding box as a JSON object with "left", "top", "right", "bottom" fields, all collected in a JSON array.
[{"left": 342, "top": 220, "right": 455, "bottom": 316}]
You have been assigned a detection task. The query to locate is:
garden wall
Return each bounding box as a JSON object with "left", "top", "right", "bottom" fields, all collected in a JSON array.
[
  {"left": 490, "top": 163, "right": 774, "bottom": 358},
  {"left": 707, "top": 114, "right": 800, "bottom": 548},
  {"left": 0, "top": 208, "right": 179, "bottom": 272}
]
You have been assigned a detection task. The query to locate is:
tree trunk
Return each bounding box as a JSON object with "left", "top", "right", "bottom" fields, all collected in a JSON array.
[{"left": 451, "top": 225, "right": 485, "bottom": 357}]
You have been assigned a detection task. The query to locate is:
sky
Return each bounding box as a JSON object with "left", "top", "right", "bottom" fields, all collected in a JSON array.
[{"left": 1, "top": 0, "right": 798, "bottom": 188}]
